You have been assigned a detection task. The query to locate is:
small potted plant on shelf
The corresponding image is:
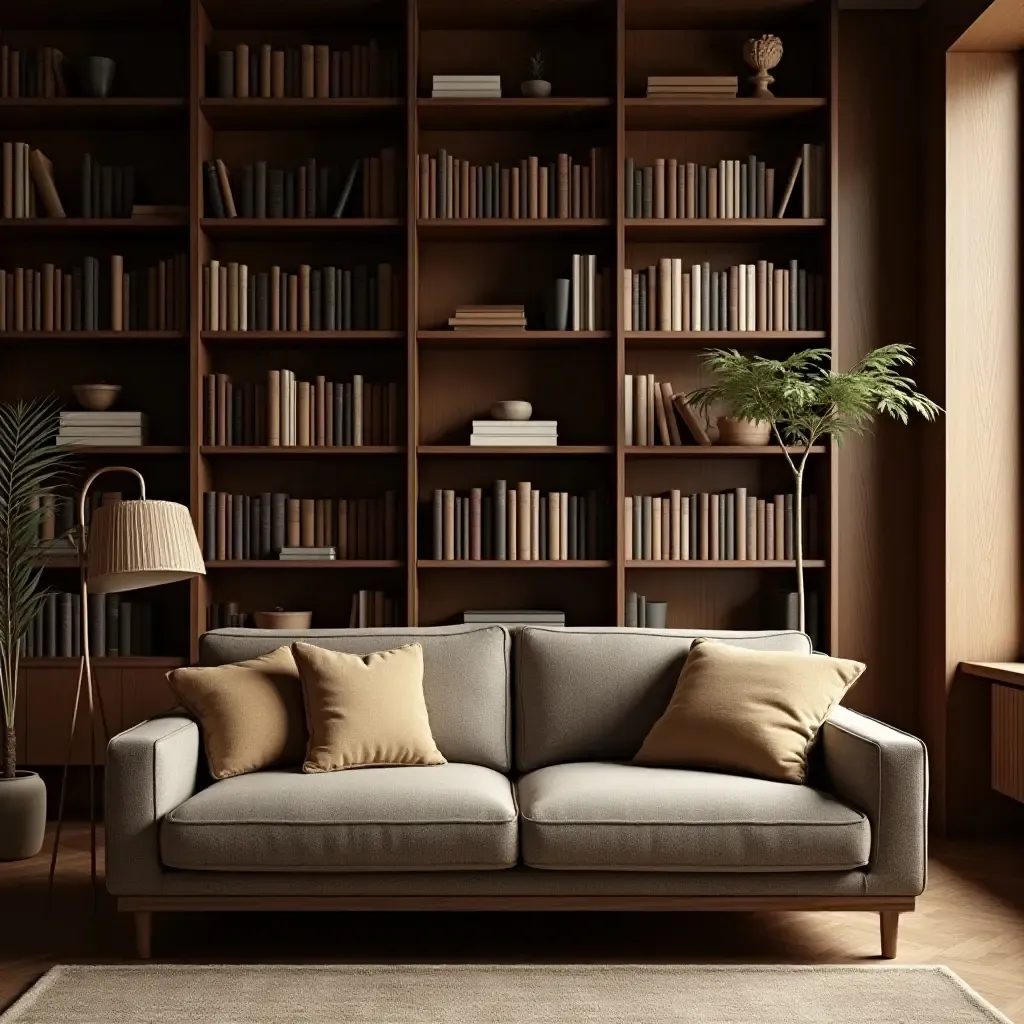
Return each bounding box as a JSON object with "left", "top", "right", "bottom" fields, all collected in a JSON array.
[
  {"left": 0, "top": 398, "right": 71, "bottom": 860},
  {"left": 688, "top": 345, "right": 941, "bottom": 634},
  {"left": 521, "top": 53, "right": 552, "bottom": 98}
]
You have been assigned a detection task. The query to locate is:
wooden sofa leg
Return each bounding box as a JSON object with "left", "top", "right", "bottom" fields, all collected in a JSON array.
[
  {"left": 879, "top": 911, "right": 899, "bottom": 959},
  {"left": 134, "top": 910, "right": 153, "bottom": 959}
]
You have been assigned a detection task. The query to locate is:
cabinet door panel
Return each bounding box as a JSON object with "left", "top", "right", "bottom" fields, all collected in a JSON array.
[{"left": 25, "top": 668, "right": 122, "bottom": 765}]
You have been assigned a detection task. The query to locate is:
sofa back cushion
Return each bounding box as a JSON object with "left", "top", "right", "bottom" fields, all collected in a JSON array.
[
  {"left": 200, "top": 625, "right": 511, "bottom": 772},
  {"left": 514, "top": 627, "right": 812, "bottom": 771}
]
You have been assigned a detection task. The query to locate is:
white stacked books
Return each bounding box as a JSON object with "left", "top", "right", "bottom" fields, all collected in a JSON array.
[
  {"left": 278, "top": 546, "right": 336, "bottom": 561},
  {"left": 471, "top": 420, "right": 557, "bottom": 446},
  {"left": 432, "top": 74, "right": 501, "bottom": 98},
  {"left": 463, "top": 610, "right": 565, "bottom": 628},
  {"left": 57, "top": 411, "right": 147, "bottom": 447}
]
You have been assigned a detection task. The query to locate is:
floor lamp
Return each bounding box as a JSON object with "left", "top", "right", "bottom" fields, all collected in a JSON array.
[{"left": 48, "top": 466, "right": 205, "bottom": 904}]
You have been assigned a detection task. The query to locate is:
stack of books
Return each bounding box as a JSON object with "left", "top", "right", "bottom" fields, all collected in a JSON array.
[
  {"left": 23, "top": 591, "right": 153, "bottom": 658},
  {"left": 471, "top": 419, "right": 557, "bottom": 447},
  {"left": 57, "top": 411, "right": 146, "bottom": 447},
  {"left": 645, "top": 76, "right": 738, "bottom": 98},
  {"left": 349, "top": 590, "right": 397, "bottom": 627},
  {"left": 432, "top": 74, "right": 501, "bottom": 98},
  {"left": 463, "top": 610, "right": 565, "bottom": 629},
  {"left": 448, "top": 305, "right": 526, "bottom": 331},
  {"left": 279, "top": 546, "right": 335, "bottom": 561}
]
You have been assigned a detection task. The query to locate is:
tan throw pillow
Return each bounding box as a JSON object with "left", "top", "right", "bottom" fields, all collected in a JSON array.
[
  {"left": 167, "top": 645, "right": 306, "bottom": 780},
  {"left": 292, "top": 641, "right": 446, "bottom": 772},
  {"left": 634, "top": 638, "right": 865, "bottom": 784}
]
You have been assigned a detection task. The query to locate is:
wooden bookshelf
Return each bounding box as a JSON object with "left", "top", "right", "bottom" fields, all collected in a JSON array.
[{"left": 6, "top": 0, "right": 837, "bottom": 763}]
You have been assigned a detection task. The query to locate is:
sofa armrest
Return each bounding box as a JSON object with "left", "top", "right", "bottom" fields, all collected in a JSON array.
[
  {"left": 818, "top": 705, "right": 928, "bottom": 896},
  {"left": 105, "top": 713, "right": 200, "bottom": 895}
]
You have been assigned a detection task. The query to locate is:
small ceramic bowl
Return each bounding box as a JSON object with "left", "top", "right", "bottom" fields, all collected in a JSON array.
[
  {"left": 253, "top": 610, "right": 312, "bottom": 629},
  {"left": 715, "top": 416, "right": 772, "bottom": 446},
  {"left": 72, "top": 384, "right": 121, "bottom": 411},
  {"left": 490, "top": 400, "right": 533, "bottom": 421}
]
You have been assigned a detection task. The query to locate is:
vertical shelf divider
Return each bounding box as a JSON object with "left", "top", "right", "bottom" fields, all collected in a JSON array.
[
  {"left": 614, "top": 0, "right": 627, "bottom": 625},
  {"left": 408, "top": 0, "right": 421, "bottom": 625}
]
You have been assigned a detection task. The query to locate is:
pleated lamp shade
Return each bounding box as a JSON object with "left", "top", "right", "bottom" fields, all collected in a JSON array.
[{"left": 87, "top": 499, "right": 206, "bottom": 595}]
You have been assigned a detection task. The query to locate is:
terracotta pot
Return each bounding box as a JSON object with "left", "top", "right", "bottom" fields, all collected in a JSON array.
[
  {"left": 716, "top": 417, "right": 772, "bottom": 446},
  {"left": 253, "top": 610, "right": 312, "bottom": 629},
  {"left": 0, "top": 770, "right": 46, "bottom": 861}
]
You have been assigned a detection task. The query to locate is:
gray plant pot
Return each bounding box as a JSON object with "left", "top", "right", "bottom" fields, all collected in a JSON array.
[
  {"left": 0, "top": 770, "right": 47, "bottom": 861},
  {"left": 77, "top": 56, "right": 116, "bottom": 98},
  {"left": 521, "top": 79, "right": 552, "bottom": 98}
]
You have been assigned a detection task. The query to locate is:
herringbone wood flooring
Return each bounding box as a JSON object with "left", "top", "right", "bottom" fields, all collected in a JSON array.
[{"left": 2, "top": 826, "right": 1022, "bottom": 1018}]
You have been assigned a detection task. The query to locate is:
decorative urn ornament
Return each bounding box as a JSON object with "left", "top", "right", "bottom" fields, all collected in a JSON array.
[
  {"left": 743, "top": 34, "right": 783, "bottom": 99},
  {"left": 521, "top": 53, "right": 551, "bottom": 98}
]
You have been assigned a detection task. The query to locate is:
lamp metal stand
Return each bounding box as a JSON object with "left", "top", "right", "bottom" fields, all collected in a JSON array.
[{"left": 47, "top": 466, "right": 146, "bottom": 910}]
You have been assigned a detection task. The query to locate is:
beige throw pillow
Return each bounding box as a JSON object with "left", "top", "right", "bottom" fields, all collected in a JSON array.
[
  {"left": 167, "top": 645, "right": 306, "bottom": 780},
  {"left": 634, "top": 638, "right": 865, "bottom": 783},
  {"left": 292, "top": 641, "right": 446, "bottom": 772}
]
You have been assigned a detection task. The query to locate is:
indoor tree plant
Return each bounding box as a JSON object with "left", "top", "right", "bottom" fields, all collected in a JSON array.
[
  {"left": 688, "top": 345, "right": 941, "bottom": 634},
  {"left": 0, "top": 397, "right": 70, "bottom": 860}
]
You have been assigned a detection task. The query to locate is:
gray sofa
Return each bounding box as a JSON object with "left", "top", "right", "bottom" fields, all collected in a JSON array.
[{"left": 105, "top": 625, "right": 927, "bottom": 959}]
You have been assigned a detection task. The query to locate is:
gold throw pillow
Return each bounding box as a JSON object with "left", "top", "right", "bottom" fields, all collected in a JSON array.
[
  {"left": 634, "top": 638, "right": 865, "bottom": 783},
  {"left": 292, "top": 641, "right": 446, "bottom": 772},
  {"left": 167, "top": 645, "right": 306, "bottom": 780}
]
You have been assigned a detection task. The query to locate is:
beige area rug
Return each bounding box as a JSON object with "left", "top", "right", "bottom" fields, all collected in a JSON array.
[{"left": 0, "top": 964, "right": 1013, "bottom": 1024}]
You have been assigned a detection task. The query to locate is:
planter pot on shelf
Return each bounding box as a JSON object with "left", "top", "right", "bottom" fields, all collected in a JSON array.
[
  {"left": 521, "top": 80, "right": 552, "bottom": 98},
  {"left": 0, "top": 770, "right": 47, "bottom": 861},
  {"left": 715, "top": 417, "right": 772, "bottom": 446},
  {"left": 76, "top": 56, "right": 116, "bottom": 98},
  {"left": 253, "top": 610, "right": 313, "bottom": 629}
]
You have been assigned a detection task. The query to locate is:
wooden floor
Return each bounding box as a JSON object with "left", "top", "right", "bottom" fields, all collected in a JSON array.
[{"left": 2, "top": 825, "right": 1023, "bottom": 1019}]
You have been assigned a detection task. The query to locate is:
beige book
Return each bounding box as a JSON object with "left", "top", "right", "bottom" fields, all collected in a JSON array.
[
  {"left": 710, "top": 494, "right": 719, "bottom": 561},
  {"left": 624, "top": 496, "right": 633, "bottom": 560},
  {"left": 28, "top": 149, "right": 64, "bottom": 217},
  {"left": 559, "top": 493, "right": 569, "bottom": 561},
  {"left": 528, "top": 156, "right": 539, "bottom": 218},
  {"left": 681, "top": 496, "right": 690, "bottom": 560},
  {"left": 699, "top": 493, "right": 709, "bottom": 560},
  {"left": 738, "top": 261, "right": 747, "bottom": 331},
  {"left": 110, "top": 255, "right": 123, "bottom": 331},
  {"left": 735, "top": 487, "right": 747, "bottom": 560},
  {"left": 756, "top": 260, "right": 768, "bottom": 331},
  {"left": 666, "top": 158, "right": 677, "bottom": 218},
  {"left": 757, "top": 498, "right": 766, "bottom": 560},
  {"left": 653, "top": 158, "right": 665, "bottom": 218},
  {"left": 623, "top": 269, "right": 632, "bottom": 332},
  {"left": 442, "top": 490, "right": 455, "bottom": 559},
  {"left": 766, "top": 501, "right": 775, "bottom": 560},
  {"left": 234, "top": 43, "right": 249, "bottom": 98},
  {"left": 286, "top": 498, "right": 301, "bottom": 547},
  {"left": 682, "top": 272, "right": 691, "bottom": 331},
  {"left": 783, "top": 269, "right": 790, "bottom": 330},
  {"left": 774, "top": 495, "right": 785, "bottom": 560},
  {"left": 227, "top": 262, "right": 239, "bottom": 330},
  {"left": 747, "top": 497, "right": 757, "bottom": 560},
  {"left": 635, "top": 373, "right": 647, "bottom": 446},
  {"left": 660, "top": 382, "right": 683, "bottom": 446},
  {"left": 725, "top": 159, "right": 734, "bottom": 218},
  {"left": 300, "top": 498, "right": 315, "bottom": 546},
  {"left": 652, "top": 497, "right": 662, "bottom": 560},
  {"left": 508, "top": 496, "right": 517, "bottom": 560},
  {"left": 747, "top": 264, "right": 756, "bottom": 330},
  {"left": 708, "top": 165, "right": 718, "bottom": 219},
  {"left": 671, "top": 258, "right": 682, "bottom": 331},
  {"left": 670, "top": 489, "right": 681, "bottom": 560},
  {"left": 685, "top": 162, "right": 695, "bottom": 218},
  {"left": 549, "top": 492, "right": 560, "bottom": 561},
  {"left": 259, "top": 45, "right": 272, "bottom": 98},
  {"left": 646, "top": 373, "right": 656, "bottom": 447},
  {"left": 517, "top": 482, "right": 531, "bottom": 562},
  {"left": 733, "top": 159, "right": 741, "bottom": 217},
  {"left": 267, "top": 370, "right": 281, "bottom": 446},
  {"left": 219, "top": 265, "right": 228, "bottom": 330},
  {"left": 653, "top": 380, "right": 671, "bottom": 446},
  {"left": 531, "top": 490, "right": 540, "bottom": 560},
  {"left": 215, "top": 159, "right": 237, "bottom": 217},
  {"left": 691, "top": 264, "right": 701, "bottom": 331},
  {"left": 658, "top": 258, "right": 671, "bottom": 331}
]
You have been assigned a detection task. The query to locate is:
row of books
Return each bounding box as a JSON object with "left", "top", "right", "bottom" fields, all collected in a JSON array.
[
  {"left": 0, "top": 46, "right": 68, "bottom": 98},
  {"left": 417, "top": 149, "right": 608, "bottom": 220},
  {"left": 471, "top": 420, "right": 557, "bottom": 447},
  {"left": 623, "top": 260, "right": 825, "bottom": 333},
  {"left": 429, "top": 484, "right": 600, "bottom": 561},
  {"left": 22, "top": 592, "right": 154, "bottom": 658},
  {"left": 570, "top": 254, "right": 606, "bottom": 331},
  {"left": 646, "top": 76, "right": 737, "bottom": 98},
  {"left": 0, "top": 254, "right": 187, "bottom": 332},
  {"left": 208, "top": 603, "right": 252, "bottom": 630},
  {"left": 203, "top": 150, "right": 397, "bottom": 220},
  {"left": 623, "top": 375, "right": 707, "bottom": 447},
  {"left": 463, "top": 610, "right": 566, "bottom": 628},
  {"left": 203, "top": 371, "right": 400, "bottom": 447},
  {"left": 207, "top": 593, "right": 401, "bottom": 630},
  {"left": 33, "top": 489, "right": 126, "bottom": 547},
  {"left": 625, "top": 154, "right": 799, "bottom": 220},
  {"left": 202, "top": 491, "right": 400, "bottom": 562},
  {"left": 57, "top": 411, "right": 147, "bottom": 448},
  {"left": 1, "top": 143, "right": 62, "bottom": 218},
  {"left": 431, "top": 74, "right": 499, "bottom": 98},
  {"left": 210, "top": 42, "right": 400, "bottom": 99},
  {"left": 623, "top": 592, "right": 668, "bottom": 628},
  {"left": 201, "top": 261, "right": 399, "bottom": 332},
  {"left": 624, "top": 490, "right": 819, "bottom": 562}
]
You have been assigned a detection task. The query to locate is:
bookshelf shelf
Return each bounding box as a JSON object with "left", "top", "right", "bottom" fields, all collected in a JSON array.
[
  {"left": 201, "top": 330, "right": 404, "bottom": 344},
  {"left": 624, "top": 97, "right": 827, "bottom": 130},
  {"left": 417, "top": 219, "right": 611, "bottom": 240},
  {"left": 0, "top": 217, "right": 187, "bottom": 235},
  {"left": 625, "top": 560, "right": 827, "bottom": 569},
  {"left": 0, "top": 331, "right": 186, "bottom": 343},
  {"left": 20, "top": 657, "right": 187, "bottom": 668},
  {"left": 625, "top": 330, "right": 826, "bottom": 348},
  {"left": 0, "top": 97, "right": 187, "bottom": 128},
  {"left": 200, "top": 446, "right": 405, "bottom": 456},
  {"left": 201, "top": 218, "right": 404, "bottom": 238},
  {"left": 624, "top": 218, "right": 826, "bottom": 241},
  {"left": 417, "top": 97, "right": 612, "bottom": 129},
  {"left": 206, "top": 560, "right": 403, "bottom": 569},
  {"left": 625, "top": 445, "right": 826, "bottom": 457},
  {"left": 418, "top": 560, "right": 614, "bottom": 569},
  {"left": 63, "top": 445, "right": 190, "bottom": 455},
  {"left": 200, "top": 98, "right": 403, "bottom": 129},
  {"left": 418, "top": 445, "right": 614, "bottom": 456},
  {"left": 417, "top": 330, "right": 612, "bottom": 347}
]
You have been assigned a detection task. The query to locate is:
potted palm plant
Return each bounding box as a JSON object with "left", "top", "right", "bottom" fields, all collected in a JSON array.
[
  {"left": 0, "top": 398, "right": 71, "bottom": 860},
  {"left": 521, "top": 53, "right": 552, "bottom": 97},
  {"left": 688, "top": 345, "right": 941, "bottom": 634}
]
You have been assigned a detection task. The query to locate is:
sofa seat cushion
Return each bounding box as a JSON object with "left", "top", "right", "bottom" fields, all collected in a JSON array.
[
  {"left": 161, "top": 763, "right": 517, "bottom": 872},
  {"left": 517, "top": 762, "right": 870, "bottom": 872}
]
